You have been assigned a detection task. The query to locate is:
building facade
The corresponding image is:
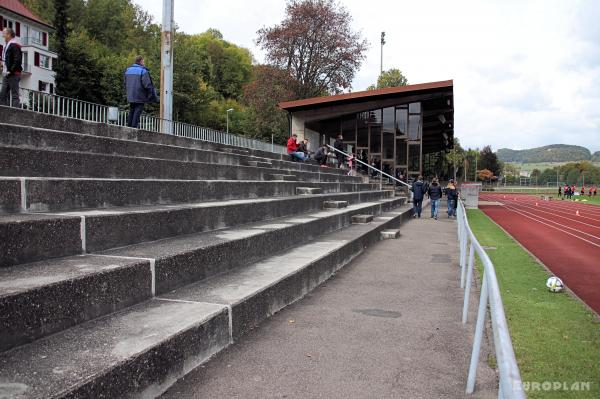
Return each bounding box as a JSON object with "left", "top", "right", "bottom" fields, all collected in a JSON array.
[
  {"left": 1, "top": 0, "right": 56, "bottom": 94},
  {"left": 278, "top": 80, "right": 454, "bottom": 180}
]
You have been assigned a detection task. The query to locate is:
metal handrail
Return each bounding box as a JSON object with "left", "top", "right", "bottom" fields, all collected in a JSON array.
[
  {"left": 325, "top": 144, "right": 411, "bottom": 189},
  {"left": 456, "top": 199, "right": 525, "bottom": 398},
  {"left": 2, "top": 86, "right": 287, "bottom": 155}
]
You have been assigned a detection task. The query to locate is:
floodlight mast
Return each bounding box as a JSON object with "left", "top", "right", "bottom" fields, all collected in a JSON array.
[{"left": 160, "top": 0, "right": 174, "bottom": 133}]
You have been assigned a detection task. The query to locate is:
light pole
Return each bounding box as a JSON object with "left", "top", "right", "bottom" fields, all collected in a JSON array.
[
  {"left": 226, "top": 108, "right": 234, "bottom": 134},
  {"left": 160, "top": 0, "right": 174, "bottom": 132},
  {"left": 380, "top": 32, "right": 386, "bottom": 76}
]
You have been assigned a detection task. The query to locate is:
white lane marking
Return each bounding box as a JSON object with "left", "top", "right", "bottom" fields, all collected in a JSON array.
[{"left": 499, "top": 205, "right": 600, "bottom": 248}]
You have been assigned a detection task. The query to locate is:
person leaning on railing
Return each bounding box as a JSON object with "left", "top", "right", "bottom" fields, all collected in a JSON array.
[
  {"left": 0, "top": 27, "right": 22, "bottom": 108},
  {"left": 124, "top": 55, "right": 159, "bottom": 128}
]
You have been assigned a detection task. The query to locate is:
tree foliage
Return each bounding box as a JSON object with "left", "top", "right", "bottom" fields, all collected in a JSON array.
[
  {"left": 367, "top": 68, "right": 408, "bottom": 90},
  {"left": 479, "top": 145, "right": 502, "bottom": 176},
  {"left": 256, "top": 0, "right": 368, "bottom": 98},
  {"left": 497, "top": 144, "right": 592, "bottom": 163}
]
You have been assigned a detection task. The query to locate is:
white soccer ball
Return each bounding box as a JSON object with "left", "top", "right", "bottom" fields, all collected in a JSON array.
[{"left": 546, "top": 276, "right": 564, "bottom": 293}]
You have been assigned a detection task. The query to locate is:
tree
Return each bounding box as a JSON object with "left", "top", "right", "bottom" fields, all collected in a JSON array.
[
  {"left": 477, "top": 169, "right": 494, "bottom": 181},
  {"left": 241, "top": 65, "right": 294, "bottom": 144},
  {"left": 367, "top": 68, "right": 408, "bottom": 90},
  {"left": 479, "top": 145, "right": 501, "bottom": 176},
  {"left": 53, "top": 0, "right": 70, "bottom": 94},
  {"left": 256, "top": 0, "right": 368, "bottom": 98}
]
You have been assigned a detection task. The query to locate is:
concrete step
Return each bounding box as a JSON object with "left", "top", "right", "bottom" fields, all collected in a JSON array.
[
  {"left": 0, "top": 299, "right": 230, "bottom": 399},
  {"left": 323, "top": 200, "right": 348, "bottom": 209},
  {"left": 0, "top": 213, "right": 82, "bottom": 268},
  {"left": 0, "top": 177, "right": 379, "bottom": 214},
  {"left": 0, "top": 191, "right": 399, "bottom": 266},
  {"left": 0, "top": 122, "right": 351, "bottom": 178},
  {"left": 352, "top": 214, "right": 374, "bottom": 224},
  {"left": 296, "top": 187, "right": 323, "bottom": 195},
  {"left": 265, "top": 174, "right": 296, "bottom": 181},
  {"left": 0, "top": 255, "right": 152, "bottom": 352},
  {"left": 0, "top": 197, "right": 405, "bottom": 352},
  {"left": 0, "top": 206, "right": 413, "bottom": 398},
  {"left": 0, "top": 146, "right": 361, "bottom": 183},
  {"left": 380, "top": 229, "right": 401, "bottom": 239}
]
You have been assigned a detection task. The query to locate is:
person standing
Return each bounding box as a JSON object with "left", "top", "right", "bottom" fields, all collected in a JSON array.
[
  {"left": 0, "top": 28, "right": 22, "bottom": 107},
  {"left": 124, "top": 55, "right": 159, "bottom": 128},
  {"left": 558, "top": 185, "right": 562, "bottom": 199},
  {"left": 333, "top": 135, "right": 345, "bottom": 168},
  {"left": 411, "top": 175, "right": 426, "bottom": 218},
  {"left": 427, "top": 178, "right": 443, "bottom": 220},
  {"left": 446, "top": 179, "right": 458, "bottom": 218}
]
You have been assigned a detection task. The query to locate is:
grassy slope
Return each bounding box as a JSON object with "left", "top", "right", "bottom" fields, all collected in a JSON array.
[
  {"left": 467, "top": 210, "right": 600, "bottom": 398},
  {"left": 509, "top": 162, "right": 600, "bottom": 173}
]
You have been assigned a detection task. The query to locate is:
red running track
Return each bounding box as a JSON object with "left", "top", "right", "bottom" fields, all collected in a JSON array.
[{"left": 478, "top": 193, "right": 600, "bottom": 315}]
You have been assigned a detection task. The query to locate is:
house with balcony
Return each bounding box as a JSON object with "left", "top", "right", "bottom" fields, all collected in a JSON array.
[{"left": 1, "top": 0, "right": 56, "bottom": 94}]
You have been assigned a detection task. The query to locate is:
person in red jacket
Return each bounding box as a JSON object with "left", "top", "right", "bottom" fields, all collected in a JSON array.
[{"left": 287, "top": 134, "right": 307, "bottom": 162}]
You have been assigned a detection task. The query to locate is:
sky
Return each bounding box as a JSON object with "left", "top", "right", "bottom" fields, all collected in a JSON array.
[{"left": 134, "top": 0, "right": 600, "bottom": 152}]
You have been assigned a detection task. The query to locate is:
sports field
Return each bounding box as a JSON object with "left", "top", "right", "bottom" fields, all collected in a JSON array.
[{"left": 479, "top": 193, "right": 600, "bottom": 314}]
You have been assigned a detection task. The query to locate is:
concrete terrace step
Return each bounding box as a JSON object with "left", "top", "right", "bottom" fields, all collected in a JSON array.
[
  {"left": 0, "top": 197, "right": 406, "bottom": 352},
  {"left": 0, "top": 191, "right": 399, "bottom": 267},
  {"left": 0, "top": 177, "right": 379, "bottom": 214},
  {"left": 0, "top": 207, "right": 413, "bottom": 398},
  {"left": 0, "top": 146, "right": 360, "bottom": 183},
  {"left": 0, "top": 107, "right": 330, "bottom": 171},
  {"left": 0, "top": 122, "right": 349, "bottom": 178}
]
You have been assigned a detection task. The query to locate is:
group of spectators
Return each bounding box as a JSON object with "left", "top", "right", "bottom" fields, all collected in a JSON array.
[
  {"left": 559, "top": 185, "right": 597, "bottom": 199},
  {"left": 411, "top": 176, "right": 459, "bottom": 220},
  {"left": 287, "top": 134, "right": 347, "bottom": 169}
]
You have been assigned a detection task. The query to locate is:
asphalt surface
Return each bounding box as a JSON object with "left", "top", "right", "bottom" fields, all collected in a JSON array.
[{"left": 161, "top": 208, "right": 497, "bottom": 399}]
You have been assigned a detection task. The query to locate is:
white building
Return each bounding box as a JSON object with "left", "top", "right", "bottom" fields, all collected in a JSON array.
[{"left": 1, "top": 0, "right": 56, "bottom": 94}]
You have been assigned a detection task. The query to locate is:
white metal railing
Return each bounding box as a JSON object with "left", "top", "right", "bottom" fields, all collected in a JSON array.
[
  {"left": 2, "top": 86, "right": 287, "bottom": 155},
  {"left": 456, "top": 199, "right": 525, "bottom": 398},
  {"left": 325, "top": 144, "right": 412, "bottom": 190}
]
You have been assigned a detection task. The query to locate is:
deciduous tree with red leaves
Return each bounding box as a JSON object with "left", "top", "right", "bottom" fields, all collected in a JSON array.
[{"left": 256, "top": 0, "right": 369, "bottom": 98}]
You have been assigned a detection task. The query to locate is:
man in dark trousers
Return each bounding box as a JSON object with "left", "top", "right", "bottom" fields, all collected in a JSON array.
[
  {"left": 124, "top": 55, "right": 159, "bottom": 128},
  {"left": 333, "top": 134, "right": 345, "bottom": 168},
  {"left": 0, "top": 28, "right": 22, "bottom": 107},
  {"left": 411, "top": 175, "right": 426, "bottom": 218},
  {"left": 427, "top": 178, "right": 443, "bottom": 220},
  {"left": 314, "top": 145, "right": 328, "bottom": 167}
]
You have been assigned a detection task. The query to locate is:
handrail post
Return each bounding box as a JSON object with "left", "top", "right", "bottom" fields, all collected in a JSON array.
[
  {"left": 462, "top": 242, "right": 476, "bottom": 323},
  {"left": 466, "top": 273, "right": 488, "bottom": 394}
]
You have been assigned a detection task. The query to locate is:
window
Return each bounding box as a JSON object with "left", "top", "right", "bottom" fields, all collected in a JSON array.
[
  {"left": 396, "top": 139, "right": 407, "bottom": 165},
  {"left": 356, "top": 112, "right": 369, "bottom": 147},
  {"left": 39, "top": 54, "right": 50, "bottom": 69},
  {"left": 21, "top": 51, "right": 28, "bottom": 71},
  {"left": 408, "top": 144, "right": 421, "bottom": 172},
  {"left": 38, "top": 81, "right": 48, "bottom": 92},
  {"left": 341, "top": 115, "right": 356, "bottom": 142},
  {"left": 31, "top": 29, "right": 42, "bottom": 45},
  {"left": 370, "top": 124, "right": 381, "bottom": 153},
  {"left": 407, "top": 102, "right": 421, "bottom": 140},
  {"left": 3, "top": 18, "right": 14, "bottom": 29},
  {"left": 395, "top": 106, "right": 408, "bottom": 136},
  {"left": 382, "top": 107, "right": 395, "bottom": 133}
]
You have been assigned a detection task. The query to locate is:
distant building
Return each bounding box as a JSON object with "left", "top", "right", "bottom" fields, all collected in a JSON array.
[{"left": 1, "top": 0, "right": 57, "bottom": 94}]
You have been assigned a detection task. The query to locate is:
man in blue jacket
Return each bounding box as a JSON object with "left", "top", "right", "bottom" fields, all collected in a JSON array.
[{"left": 124, "top": 55, "right": 159, "bottom": 128}]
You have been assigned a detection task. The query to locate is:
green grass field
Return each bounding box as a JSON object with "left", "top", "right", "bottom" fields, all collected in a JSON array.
[{"left": 467, "top": 210, "right": 600, "bottom": 398}]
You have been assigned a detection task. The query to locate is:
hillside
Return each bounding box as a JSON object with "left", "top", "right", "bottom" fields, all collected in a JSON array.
[{"left": 497, "top": 144, "right": 591, "bottom": 163}]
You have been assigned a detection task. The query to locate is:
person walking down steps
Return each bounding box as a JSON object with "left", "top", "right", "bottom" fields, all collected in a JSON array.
[
  {"left": 411, "top": 175, "right": 426, "bottom": 218},
  {"left": 427, "top": 178, "right": 443, "bottom": 220}
]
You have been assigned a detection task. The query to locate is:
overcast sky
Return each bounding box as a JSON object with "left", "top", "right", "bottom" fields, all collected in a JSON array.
[{"left": 134, "top": 0, "right": 600, "bottom": 152}]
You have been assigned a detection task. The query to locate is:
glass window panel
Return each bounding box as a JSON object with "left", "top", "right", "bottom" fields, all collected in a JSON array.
[
  {"left": 383, "top": 107, "right": 394, "bottom": 133},
  {"left": 409, "top": 102, "right": 421, "bottom": 114},
  {"left": 357, "top": 113, "right": 369, "bottom": 147},
  {"left": 396, "top": 139, "right": 407, "bottom": 165},
  {"left": 408, "top": 114, "right": 421, "bottom": 140},
  {"left": 341, "top": 115, "right": 356, "bottom": 142},
  {"left": 408, "top": 144, "right": 421, "bottom": 171},
  {"left": 370, "top": 125, "right": 381, "bottom": 153},
  {"left": 383, "top": 131, "right": 394, "bottom": 159},
  {"left": 395, "top": 107, "right": 407, "bottom": 136},
  {"left": 368, "top": 109, "right": 382, "bottom": 125}
]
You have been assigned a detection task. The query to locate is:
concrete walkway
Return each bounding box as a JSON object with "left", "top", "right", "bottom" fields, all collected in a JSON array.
[{"left": 161, "top": 208, "right": 497, "bottom": 399}]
